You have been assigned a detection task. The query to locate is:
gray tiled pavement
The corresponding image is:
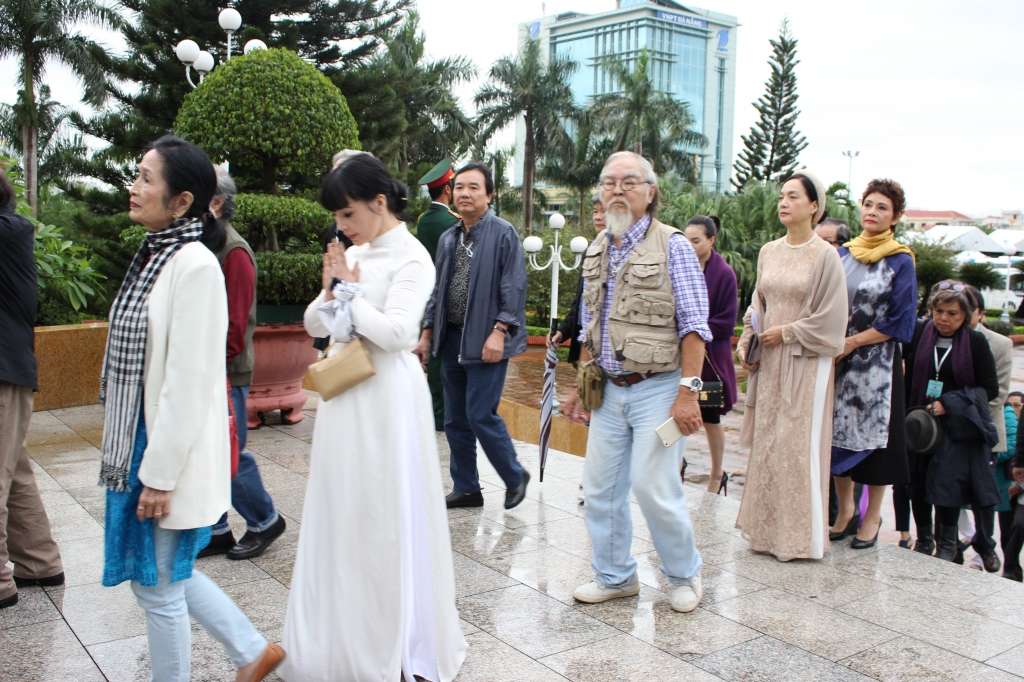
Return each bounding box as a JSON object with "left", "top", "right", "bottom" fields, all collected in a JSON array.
[{"left": 7, "top": 393, "right": 1024, "bottom": 681}]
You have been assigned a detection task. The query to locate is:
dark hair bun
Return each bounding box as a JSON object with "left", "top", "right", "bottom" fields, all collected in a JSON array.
[
  {"left": 686, "top": 214, "right": 719, "bottom": 239},
  {"left": 391, "top": 179, "right": 409, "bottom": 213},
  {"left": 709, "top": 215, "right": 721, "bottom": 233}
]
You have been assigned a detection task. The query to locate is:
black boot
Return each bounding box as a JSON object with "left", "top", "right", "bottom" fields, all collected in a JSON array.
[
  {"left": 913, "top": 523, "right": 935, "bottom": 555},
  {"left": 934, "top": 523, "right": 958, "bottom": 561}
]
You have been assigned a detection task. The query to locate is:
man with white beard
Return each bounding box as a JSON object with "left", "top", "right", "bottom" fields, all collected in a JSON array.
[{"left": 562, "top": 151, "right": 711, "bottom": 613}]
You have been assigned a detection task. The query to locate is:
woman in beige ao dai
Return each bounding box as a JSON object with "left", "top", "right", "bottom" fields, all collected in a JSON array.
[{"left": 735, "top": 171, "right": 849, "bottom": 561}]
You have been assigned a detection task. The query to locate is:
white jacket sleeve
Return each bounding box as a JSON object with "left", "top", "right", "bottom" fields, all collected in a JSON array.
[
  {"left": 350, "top": 259, "right": 433, "bottom": 353},
  {"left": 304, "top": 289, "right": 330, "bottom": 338},
  {"left": 138, "top": 257, "right": 227, "bottom": 491}
]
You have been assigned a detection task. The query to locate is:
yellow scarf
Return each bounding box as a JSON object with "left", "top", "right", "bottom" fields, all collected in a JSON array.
[{"left": 844, "top": 229, "right": 915, "bottom": 264}]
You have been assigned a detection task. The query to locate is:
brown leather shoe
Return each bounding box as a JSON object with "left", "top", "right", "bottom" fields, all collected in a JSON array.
[{"left": 251, "top": 643, "right": 285, "bottom": 681}]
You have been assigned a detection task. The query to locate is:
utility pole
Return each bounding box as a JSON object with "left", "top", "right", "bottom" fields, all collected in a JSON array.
[{"left": 843, "top": 150, "right": 860, "bottom": 196}]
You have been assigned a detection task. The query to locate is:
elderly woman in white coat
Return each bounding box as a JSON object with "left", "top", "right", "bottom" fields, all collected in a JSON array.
[
  {"left": 281, "top": 154, "right": 466, "bottom": 681},
  {"left": 100, "top": 136, "right": 283, "bottom": 682}
]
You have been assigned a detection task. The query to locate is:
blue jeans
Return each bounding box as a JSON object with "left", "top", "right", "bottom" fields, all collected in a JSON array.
[
  {"left": 440, "top": 327, "right": 524, "bottom": 493},
  {"left": 582, "top": 371, "right": 702, "bottom": 587},
  {"left": 212, "top": 386, "right": 278, "bottom": 535},
  {"left": 130, "top": 526, "right": 266, "bottom": 680}
]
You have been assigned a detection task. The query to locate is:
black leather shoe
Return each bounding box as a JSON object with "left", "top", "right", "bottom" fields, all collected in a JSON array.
[
  {"left": 0, "top": 593, "right": 17, "bottom": 609},
  {"left": 14, "top": 571, "right": 65, "bottom": 588},
  {"left": 446, "top": 491, "right": 484, "bottom": 508},
  {"left": 829, "top": 514, "right": 860, "bottom": 542},
  {"left": 505, "top": 470, "right": 530, "bottom": 510},
  {"left": 197, "top": 531, "right": 236, "bottom": 559},
  {"left": 934, "top": 524, "right": 958, "bottom": 561},
  {"left": 982, "top": 551, "right": 1002, "bottom": 574},
  {"left": 227, "top": 515, "right": 286, "bottom": 560},
  {"left": 850, "top": 519, "right": 880, "bottom": 549}
]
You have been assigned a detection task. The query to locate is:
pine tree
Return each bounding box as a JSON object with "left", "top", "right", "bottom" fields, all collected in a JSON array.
[{"left": 732, "top": 19, "right": 807, "bottom": 189}]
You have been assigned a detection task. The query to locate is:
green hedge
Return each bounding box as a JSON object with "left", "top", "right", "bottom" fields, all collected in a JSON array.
[
  {"left": 235, "top": 194, "right": 331, "bottom": 252},
  {"left": 255, "top": 252, "right": 322, "bottom": 306}
]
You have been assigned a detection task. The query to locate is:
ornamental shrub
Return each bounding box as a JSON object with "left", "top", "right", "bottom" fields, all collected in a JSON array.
[
  {"left": 254, "top": 251, "right": 322, "bottom": 306},
  {"left": 174, "top": 48, "right": 359, "bottom": 201},
  {"left": 234, "top": 194, "right": 331, "bottom": 253}
]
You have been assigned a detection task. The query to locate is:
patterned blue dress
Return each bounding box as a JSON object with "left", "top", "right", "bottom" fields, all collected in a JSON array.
[{"left": 102, "top": 408, "right": 210, "bottom": 587}]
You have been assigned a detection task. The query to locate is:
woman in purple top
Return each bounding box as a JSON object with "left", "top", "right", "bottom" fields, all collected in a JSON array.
[{"left": 685, "top": 215, "right": 738, "bottom": 495}]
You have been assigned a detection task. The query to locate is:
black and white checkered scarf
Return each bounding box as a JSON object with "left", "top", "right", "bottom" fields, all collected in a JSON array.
[{"left": 99, "top": 218, "right": 204, "bottom": 491}]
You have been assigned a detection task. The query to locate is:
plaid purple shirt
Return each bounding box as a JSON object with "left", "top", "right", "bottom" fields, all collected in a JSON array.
[{"left": 579, "top": 214, "right": 711, "bottom": 375}]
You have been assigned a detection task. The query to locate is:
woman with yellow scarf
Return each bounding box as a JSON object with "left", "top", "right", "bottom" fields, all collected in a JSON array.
[{"left": 829, "top": 179, "right": 917, "bottom": 550}]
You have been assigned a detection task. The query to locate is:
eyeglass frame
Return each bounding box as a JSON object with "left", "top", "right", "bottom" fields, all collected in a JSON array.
[
  {"left": 599, "top": 175, "right": 651, "bottom": 193},
  {"left": 937, "top": 281, "right": 966, "bottom": 292}
]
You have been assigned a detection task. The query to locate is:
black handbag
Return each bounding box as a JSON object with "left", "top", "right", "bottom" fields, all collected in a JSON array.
[{"left": 699, "top": 353, "right": 725, "bottom": 409}]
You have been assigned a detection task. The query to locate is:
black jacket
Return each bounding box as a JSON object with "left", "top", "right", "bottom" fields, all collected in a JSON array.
[
  {"left": 0, "top": 207, "right": 38, "bottom": 390},
  {"left": 926, "top": 386, "right": 1001, "bottom": 508},
  {"left": 556, "top": 275, "right": 584, "bottom": 364},
  {"left": 423, "top": 210, "right": 527, "bottom": 364}
]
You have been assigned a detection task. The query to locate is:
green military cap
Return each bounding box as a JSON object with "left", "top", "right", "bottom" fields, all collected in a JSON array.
[{"left": 419, "top": 159, "right": 455, "bottom": 189}]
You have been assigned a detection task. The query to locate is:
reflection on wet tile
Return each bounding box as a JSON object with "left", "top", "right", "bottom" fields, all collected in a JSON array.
[
  {"left": 0, "top": 619, "right": 105, "bottom": 681},
  {"left": 707, "top": 588, "right": 896, "bottom": 661},
  {"left": 65, "top": 485, "right": 106, "bottom": 525},
  {"left": 517, "top": 516, "right": 654, "bottom": 562},
  {"left": 539, "top": 632, "right": 721, "bottom": 681},
  {"left": 0, "top": 587, "right": 61, "bottom": 631},
  {"left": 39, "top": 458, "right": 102, "bottom": 491},
  {"left": 45, "top": 502, "right": 104, "bottom": 543},
  {"left": 840, "top": 635, "right": 1020, "bottom": 681},
  {"left": 837, "top": 587, "right": 1024, "bottom": 661},
  {"left": 455, "top": 631, "right": 568, "bottom": 682},
  {"left": 52, "top": 537, "right": 106, "bottom": 587},
  {"left": 56, "top": 581, "right": 147, "bottom": 646},
  {"left": 458, "top": 584, "right": 619, "bottom": 659},
  {"left": 692, "top": 635, "right": 874, "bottom": 682},
  {"left": 453, "top": 550, "right": 518, "bottom": 597},
  {"left": 722, "top": 553, "right": 884, "bottom": 608},
  {"left": 837, "top": 543, "right": 1008, "bottom": 605},
  {"left": 572, "top": 585, "right": 759, "bottom": 660},
  {"left": 477, "top": 490, "right": 574, "bottom": 530},
  {"left": 448, "top": 516, "right": 543, "bottom": 560},
  {"left": 482, "top": 546, "right": 596, "bottom": 604}
]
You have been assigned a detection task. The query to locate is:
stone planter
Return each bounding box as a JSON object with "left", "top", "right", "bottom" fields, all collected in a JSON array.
[
  {"left": 248, "top": 324, "right": 318, "bottom": 428},
  {"left": 32, "top": 322, "right": 108, "bottom": 411}
]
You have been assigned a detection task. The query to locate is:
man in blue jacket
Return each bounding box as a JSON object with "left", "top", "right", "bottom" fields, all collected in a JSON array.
[{"left": 415, "top": 163, "right": 530, "bottom": 510}]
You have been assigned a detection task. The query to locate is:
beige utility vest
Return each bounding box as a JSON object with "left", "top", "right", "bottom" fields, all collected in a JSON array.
[{"left": 582, "top": 219, "right": 681, "bottom": 373}]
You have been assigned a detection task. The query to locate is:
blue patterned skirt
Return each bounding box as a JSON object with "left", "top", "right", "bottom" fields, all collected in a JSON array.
[{"left": 102, "top": 411, "right": 210, "bottom": 587}]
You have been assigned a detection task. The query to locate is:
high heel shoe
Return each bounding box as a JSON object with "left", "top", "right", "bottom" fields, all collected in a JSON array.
[
  {"left": 680, "top": 458, "right": 688, "bottom": 483},
  {"left": 718, "top": 472, "right": 729, "bottom": 496},
  {"left": 851, "top": 518, "right": 881, "bottom": 549},
  {"left": 829, "top": 514, "right": 860, "bottom": 542}
]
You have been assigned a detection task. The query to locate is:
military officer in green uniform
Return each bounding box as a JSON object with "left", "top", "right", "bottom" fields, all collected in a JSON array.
[{"left": 416, "top": 159, "right": 461, "bottom": 430}]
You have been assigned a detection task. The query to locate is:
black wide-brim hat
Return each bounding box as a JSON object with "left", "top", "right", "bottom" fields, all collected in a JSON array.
[{"left": 905, "top": 406, "right": 944, "bottom": 455}]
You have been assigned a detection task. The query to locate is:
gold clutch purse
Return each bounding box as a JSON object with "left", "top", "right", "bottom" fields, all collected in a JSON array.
[{"left": 308, "top": 337, "right": 377, "bottom": 401}]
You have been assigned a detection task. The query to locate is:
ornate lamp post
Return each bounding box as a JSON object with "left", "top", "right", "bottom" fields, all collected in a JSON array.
[
  {"left": 175, "top": 8, "right": 266, "bottom": 89},
  {"left": 523, "top": 212, "right": 589, "bottom": 337},
  {"left": 842, "top": 150, "right": 860, "bottom": 194}
]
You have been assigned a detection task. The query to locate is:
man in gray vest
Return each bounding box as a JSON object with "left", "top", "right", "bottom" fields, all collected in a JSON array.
[
  {"left": 562, "top": 151, "right": 710, "bottom": 613},
  {"left": 199, "top": 168, "right": 286, "bottom": 560}
]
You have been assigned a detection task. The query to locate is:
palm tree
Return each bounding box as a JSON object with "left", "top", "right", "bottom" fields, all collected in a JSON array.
[
  {"left": 0, "top": 85, "right": 87, "bottom": 192},
  {"left": 591, "top": 49, "right": 707, "bottom": 181},
  {"left": 539, "top": 122, "right": 613, "bottom": 229},
  {"left": 0, "top": 0, "right": 120, "bottom": 216},
  {"left": 475, "top": 38, "right": 581, "bottom": 234}
]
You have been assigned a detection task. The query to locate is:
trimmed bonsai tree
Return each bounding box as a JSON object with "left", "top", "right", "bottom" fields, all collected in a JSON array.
[{"left": 175, "top": 48, "right": 359, "bottom": 250}]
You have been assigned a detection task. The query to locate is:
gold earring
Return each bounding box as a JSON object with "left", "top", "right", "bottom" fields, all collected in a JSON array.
[{"left": 173, "top": 211, "right": 182, "bottom": 221}]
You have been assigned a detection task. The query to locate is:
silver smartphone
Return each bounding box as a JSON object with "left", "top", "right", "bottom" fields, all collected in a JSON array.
[{"left": 655, "top": 417, "right": 685, "bottom": 448}]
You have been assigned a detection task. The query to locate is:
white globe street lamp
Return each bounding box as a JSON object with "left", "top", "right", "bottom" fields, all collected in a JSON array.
[
  {"left": 175, "top": 8, "right": 247, "bottom": 89},
  {"left": 218, "top": 8, "right": 242, "bottom": 60},
  {"left": 524, "top": 212, "right": 586, "bottom": 336},
  {"left": 243, "top": 39, "right": 267, "bottom": 55}
]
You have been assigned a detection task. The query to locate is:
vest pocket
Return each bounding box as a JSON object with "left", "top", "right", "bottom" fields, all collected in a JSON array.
[
  {"left": 620, "top": 337, "right": 679, "bottom": 365},
  {"left": 624, "top": 292, "right": 675, "bottom": 326},
  {"left": 626, "top": 259, "right": 664, "bottom": 288},
  {"left": 582, "top": 255, "right": 602, "bottom": 279}
]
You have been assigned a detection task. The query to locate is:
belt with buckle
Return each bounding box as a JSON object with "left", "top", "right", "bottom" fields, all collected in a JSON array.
[{"left": 608, "top": 371, "right": 655, "bottom": 387}]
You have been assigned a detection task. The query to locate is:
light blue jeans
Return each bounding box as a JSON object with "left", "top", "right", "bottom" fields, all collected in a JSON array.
[
  {"left": 130, "top": 526, "right": 266, "bottom": 681},
  {"left": 582, "top": 370, "right": 702, "bottom": 587}
]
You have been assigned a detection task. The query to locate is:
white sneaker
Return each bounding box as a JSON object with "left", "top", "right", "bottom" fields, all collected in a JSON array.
[
  {"left": 572, "top": 576, "right": 640, "bottom": 603},
  {"left": 670, "top": 574, "right": 702, "bottom": 613}
]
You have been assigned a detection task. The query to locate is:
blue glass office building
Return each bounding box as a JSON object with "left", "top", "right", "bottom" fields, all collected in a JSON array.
[{"left": 516, "top": 0, "right": 738, "bottom": 192}]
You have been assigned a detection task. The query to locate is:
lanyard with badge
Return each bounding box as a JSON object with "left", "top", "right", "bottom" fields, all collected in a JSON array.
[{"left": 927, "top": 345, "right": 951, "bottom": 401}]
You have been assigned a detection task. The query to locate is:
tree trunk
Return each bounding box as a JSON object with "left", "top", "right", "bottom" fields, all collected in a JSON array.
[
  {"left": 523, "top": 114, "right": 535, "bottom": 235},
  {"left": 21, "top": 52, "right": 39, "bottom": 219},
  {"left": 262, "top": 158, "right": 280, "bottom": 252}
]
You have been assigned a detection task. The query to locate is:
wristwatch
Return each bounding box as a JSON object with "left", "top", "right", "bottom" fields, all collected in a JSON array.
[{"left": 680, "top": 376, "right": 703, "bottom": 392}]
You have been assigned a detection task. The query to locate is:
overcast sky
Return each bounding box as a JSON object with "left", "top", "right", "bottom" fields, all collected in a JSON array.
[{"left": 2, "top": 0, "right": 1021, "bottom": 216}]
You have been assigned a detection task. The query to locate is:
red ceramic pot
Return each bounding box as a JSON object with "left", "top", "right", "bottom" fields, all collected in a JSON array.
[{"left": 247, "top": 324, "right": 319, "bottom": 428}]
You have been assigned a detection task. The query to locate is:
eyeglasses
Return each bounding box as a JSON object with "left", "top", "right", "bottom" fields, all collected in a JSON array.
[
  {"left": 937, "top": 282, "right": 965, "bottom": 292},
  {"left": 600, "top": 177, "right": 649, "bottom": 192}
]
